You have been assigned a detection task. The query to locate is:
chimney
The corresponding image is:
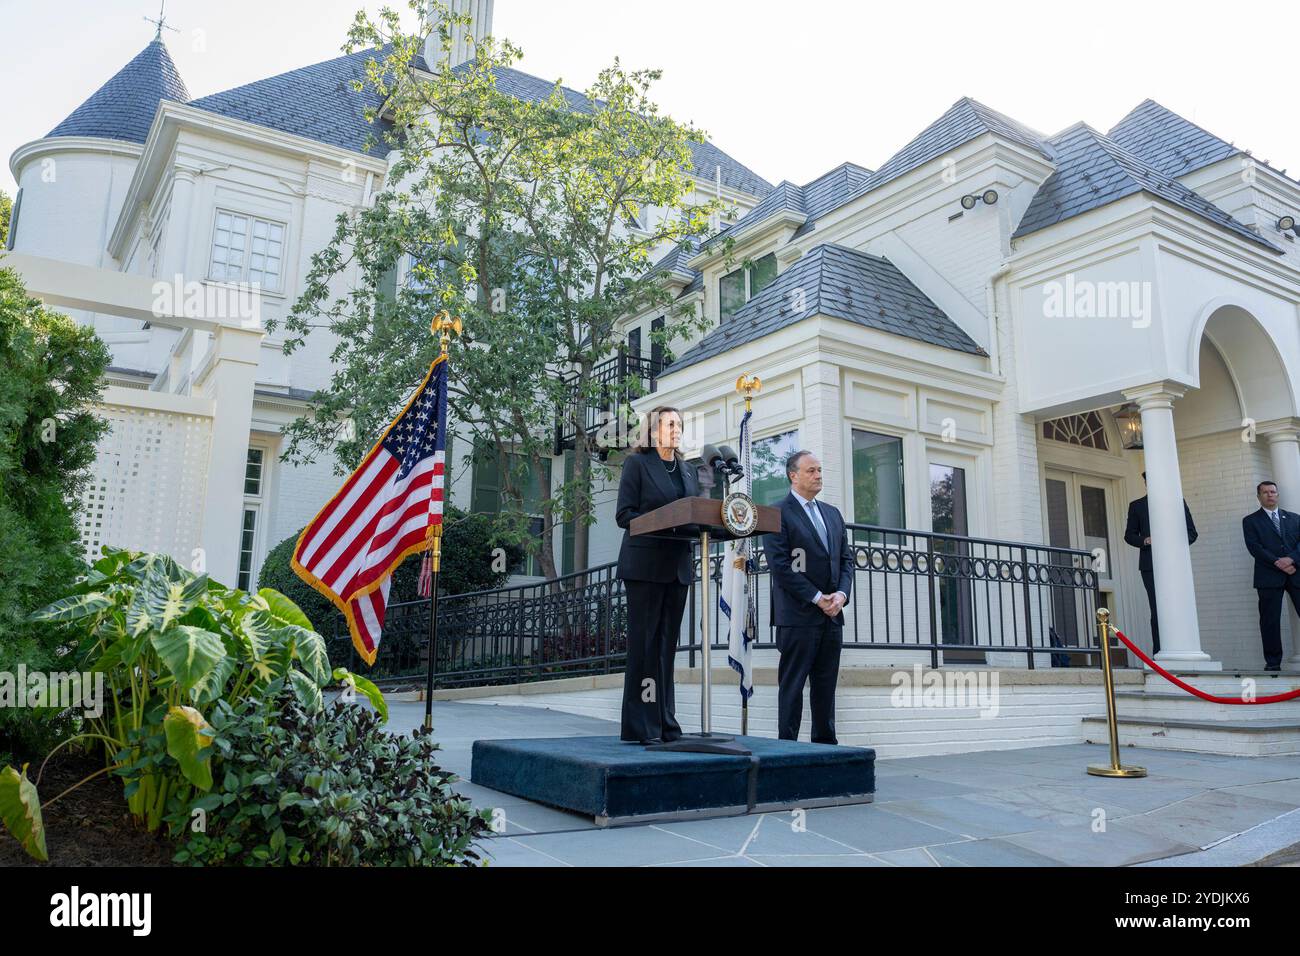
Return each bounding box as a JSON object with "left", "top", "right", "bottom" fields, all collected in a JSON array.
[{"left": 422, "top": 0, "right": 494, "bottom": 71}]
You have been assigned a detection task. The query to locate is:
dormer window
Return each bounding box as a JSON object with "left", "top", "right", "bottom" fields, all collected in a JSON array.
[{"left": 719, "top": 252, "right": 777, "bottom": 322}]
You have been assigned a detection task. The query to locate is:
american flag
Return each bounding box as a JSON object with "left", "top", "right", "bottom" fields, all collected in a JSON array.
[{"left": 292, "top": 356, "right": 448, "bottom": 666}]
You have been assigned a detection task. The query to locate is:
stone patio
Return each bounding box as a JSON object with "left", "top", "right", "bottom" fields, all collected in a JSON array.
[{"left": 393, "top": 700, "right": 1300, "bottom": 867}]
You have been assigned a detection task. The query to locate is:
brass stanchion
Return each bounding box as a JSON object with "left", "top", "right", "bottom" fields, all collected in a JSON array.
[{"left": 1087, "top": 608, "right": 1147, "bottom": 778}]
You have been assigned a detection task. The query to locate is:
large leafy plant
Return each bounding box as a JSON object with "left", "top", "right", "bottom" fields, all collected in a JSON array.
[
  {"left": 0, "top": 547, "right": 381, "bottom": 860},
  {"left": 172, "top": 687, "right": 490, "bottom": 867}
]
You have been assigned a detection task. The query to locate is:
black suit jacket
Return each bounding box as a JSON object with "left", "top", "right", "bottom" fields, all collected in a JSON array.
[
  {"left": 764, "top": 492, "right": 854, "bottom": 628},
  {"left": 1123, "top": 496, "right": 1198, "bottom": 573},
  {"left": 1242, "top": 508, "right": 1300, "bottom": 589},
  {"left": 615, "top": 451, "right": 700, "bottom": 585}
]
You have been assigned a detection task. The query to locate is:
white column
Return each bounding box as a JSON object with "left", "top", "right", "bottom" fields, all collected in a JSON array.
[
  {"left": 801, "top": 359, "right": 845, "bottom": 510},
  {"left": 1261, "top": 421, "right": 1300, "bottom": 667},
  {"left": 1125, "top": 383, "right": 1220, "bottom": 671},
  {"left": 193, "top": 324, "right": 264, "bottom": 586}
]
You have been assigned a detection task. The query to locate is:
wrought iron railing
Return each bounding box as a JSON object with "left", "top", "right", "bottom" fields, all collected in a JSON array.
[
  {"left": 330, "top": 523, "right": 1103, "bottom": 686},
  {"left": 554, "top": 352, "right": 665, "bottom": 454}
]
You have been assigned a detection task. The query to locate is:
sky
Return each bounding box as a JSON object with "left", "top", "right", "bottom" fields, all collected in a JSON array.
[{"left": 5, "top": 0, "right": 1300, "bottom": 198}]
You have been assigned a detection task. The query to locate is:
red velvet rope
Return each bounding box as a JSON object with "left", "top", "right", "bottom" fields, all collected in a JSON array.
[{"left": 1111, "top": 628, "right": 1300, "bottom": 704}]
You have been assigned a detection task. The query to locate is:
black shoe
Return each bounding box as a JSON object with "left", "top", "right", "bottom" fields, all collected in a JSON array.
[
  {"left": 661, "top": 730, "right": 682, "bottom": 743},
  {"left": 1265, "top": 664, "right": 1282, "bottom": 672},
  {"left": 640, "top": 737, "right": 664, "bottom": 746}
]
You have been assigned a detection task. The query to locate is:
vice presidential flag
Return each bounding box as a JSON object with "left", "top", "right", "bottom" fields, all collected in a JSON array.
[
  {"left": 721, "top": 407, "right": 756, "bottom": 702},
  {"left": 292, "top": 356, "right": 448, "bottom": 666}
]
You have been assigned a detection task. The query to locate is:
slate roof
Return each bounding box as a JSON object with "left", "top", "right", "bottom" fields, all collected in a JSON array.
[
  {"left": 1012, "top": 123, "right": 1281, "bottom": 252},
  {"left": 1107, "top": 99, "right": 1239, "bottom": 179},
  {"left": 661, "top": 243, "right": 984, "bottom": 375},
  {"left": 697, "top": 160, "right": 873, "bottom": 253},
  {"left": 643, "top": 237, "right": 700, "bottom": 285},
  {"left": 472, "top": 65, "right": 774, "bottom": 197},
  {"left": 180, "top": 52, "right": 773, "bottom": 194},
  {"left": 846, "top": 97, "right": 1052, "bottom": 204},
  {"left": 48, "top": 39, "right": 191, "bottom": 144},
  {"left": 187, "top": 46, "right": 395, "bottom": 155}
]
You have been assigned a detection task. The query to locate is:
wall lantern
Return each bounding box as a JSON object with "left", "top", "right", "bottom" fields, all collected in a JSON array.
[{"left": 1113, "top": 403, "right": 1144, "bottom": 450}]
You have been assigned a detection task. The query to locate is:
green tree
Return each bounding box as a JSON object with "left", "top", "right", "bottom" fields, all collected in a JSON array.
[
  {"left": 0, "top": 191, "right": 12, "bottom": 247},
  {"left": 273, "top": 1, "right": 720, "bottom": 581},
  {"left": 0, "top": 265, "right": 110, "bottom": 758}
]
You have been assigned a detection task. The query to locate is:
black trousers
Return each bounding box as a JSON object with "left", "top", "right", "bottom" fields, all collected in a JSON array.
[
  {"left": 1257, "top": 582, "right": 1300, "bottom": 668},
  {"left": 620, "top": 579, "right": 687, "bottom": 742},
  {"left": 1140, "top": 569, "right": 1161, "bottom": 656},
  {"left": 775, "top": 621, "right": 842, "bottom": 744}
]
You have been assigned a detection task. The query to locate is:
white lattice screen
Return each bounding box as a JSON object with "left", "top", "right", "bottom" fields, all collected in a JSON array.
[{"left": 79, "top": 404, "right": 213, "bottom": 567}]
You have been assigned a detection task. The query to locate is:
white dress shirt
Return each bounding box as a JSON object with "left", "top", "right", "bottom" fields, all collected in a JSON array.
[{"left": 791, "top": 489, "right": 846, "bottom": 606}]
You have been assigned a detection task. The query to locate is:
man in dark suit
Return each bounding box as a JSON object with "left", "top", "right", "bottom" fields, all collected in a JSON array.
[
  {"left": 1242, "top": 480, "right": 1300, "bottom": 672},
  {"left": 763, "top": 450, "right": 854, "bottom": 744},
  {"left": 1123, "top": 472, "right": 1198, "bottom": 655}
]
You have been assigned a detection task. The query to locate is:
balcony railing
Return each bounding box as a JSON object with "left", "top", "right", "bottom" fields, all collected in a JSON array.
[
  {"left": 329, "top": 524, "right": 1105, "bottom": 687},
  {"left": 554, "top": 352, "right": 665, "bottom": 455}
]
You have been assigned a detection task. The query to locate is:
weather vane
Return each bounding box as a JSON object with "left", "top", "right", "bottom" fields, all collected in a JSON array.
[{"left": 144, "top": 1, "right": 179, "bottom": 40}]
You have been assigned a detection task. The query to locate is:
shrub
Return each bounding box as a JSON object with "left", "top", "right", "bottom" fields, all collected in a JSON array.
[
  {"left": 171, "top": 687, "right": 491, "bottom": 866},
  {"left": 0, "top": 266, "right": 111, "bottom": 761},
  {"left": 0, "top": 549, "right": 377, "bottom": 861}
]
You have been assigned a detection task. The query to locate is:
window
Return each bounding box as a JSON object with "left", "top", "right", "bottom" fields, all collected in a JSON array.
[
  {"left": 1042, "top": 412, "right": 1108, "bottom": 450},
  {"left": 852, "top": 430, "right": 904, "bottom": 530},
  {"left": 244, "top": 448, "right": 264, "bottom": 496},
  {"left": 470, "top": 443, "right": 554, "bottom": 577},
  {"left": 750, "top": 430, "right": 801, "bottom": 506},
  {"left": 650, "top": 316, "right": 667, "bottom": 370},
  {"left": 210, "top": 211, "right": 286, "bottom": 291},
  {"left": 237, "top": 508, "right": 258, "bottom": 593},
  {"left": 719, "top": 253, "right": 778, "bottom": 322},
  {"left": 626, "top": 327, "right": 642, "bottom": 358},
  {"left": 238, "top": 447, "right": 267, "bottom": 592}
]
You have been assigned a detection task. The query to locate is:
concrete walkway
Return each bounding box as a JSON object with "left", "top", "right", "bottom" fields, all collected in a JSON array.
[{"left": 393, "top": 700, "right": 1300, "bottom": 867}]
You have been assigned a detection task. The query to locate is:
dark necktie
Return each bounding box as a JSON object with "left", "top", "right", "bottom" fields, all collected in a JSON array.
[{"left": 1272, "top": 511, "right": 1283, "bottom": 537}]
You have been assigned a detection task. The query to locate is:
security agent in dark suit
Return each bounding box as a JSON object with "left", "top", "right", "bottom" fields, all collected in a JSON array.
[
  {"left": 1242, "top": 480, "right": 1300, "bottom": 671},
  {"left": 763, "top": 450, "right": 854, "bottom": 744},
  {"left": 1123, "top": 471, "right": 1198, "bottom": 655},
  {"left": 614, "top": 406, "right": 700, "bottom": 744}
]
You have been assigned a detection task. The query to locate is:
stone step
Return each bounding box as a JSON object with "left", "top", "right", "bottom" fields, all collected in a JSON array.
[
  {"left": 1138, "top": 672, "right": 1300, "bottom": 695},
  {"left": 1112, "top": 690, "right": 1300, "bottom": 723},
  {"left": 1082, "top": 715, "right": 1300, "bottom": 757}
]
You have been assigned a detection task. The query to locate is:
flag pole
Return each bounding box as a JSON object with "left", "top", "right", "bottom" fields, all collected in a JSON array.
[
  {"left": 736, "top": 374, "right": 761, "bottom": 738},
  {"left": 424, "top": 311, "right": 461, "bottom": 734}
]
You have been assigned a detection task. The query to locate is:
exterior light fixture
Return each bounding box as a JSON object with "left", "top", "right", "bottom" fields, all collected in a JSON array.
[
  {"left": 1278, "top": 215, "right": 1297, "bottom": 233},
  {"left": 1113, "top": 403, "right": 1144, "bottom": 450},
  {"left": 960, "top": 190, "right": 999, "bottom": 211}
]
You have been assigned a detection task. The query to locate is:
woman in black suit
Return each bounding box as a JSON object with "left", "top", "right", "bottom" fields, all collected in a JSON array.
[{"left": 615, "top": 405, "right": 699, "bottom": 745}]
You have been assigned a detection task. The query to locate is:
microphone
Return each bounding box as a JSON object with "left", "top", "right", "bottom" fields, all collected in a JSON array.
[
  {"left": 701, "top": 443, "right": 726, "bottom": 472},
  {"left": 716, "top": 445, "right": 745, "bottom": 479}
]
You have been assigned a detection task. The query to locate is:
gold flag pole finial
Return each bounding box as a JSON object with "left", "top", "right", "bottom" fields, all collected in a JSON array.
[
  {"left": 736, "top": 374, "right": 762, "bottom": 413},
  {"left": 432, "top": 310, "right": 462, "bottom": 358}
]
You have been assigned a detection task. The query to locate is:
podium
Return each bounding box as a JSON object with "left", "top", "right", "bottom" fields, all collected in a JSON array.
[{"left": 630, "top": 496, "right": 781, "bottom": 755}]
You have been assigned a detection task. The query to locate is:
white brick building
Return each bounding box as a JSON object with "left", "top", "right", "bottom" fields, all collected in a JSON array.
[{"left": 8, "top": 0, "right": 1300, "bottom": 677}]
